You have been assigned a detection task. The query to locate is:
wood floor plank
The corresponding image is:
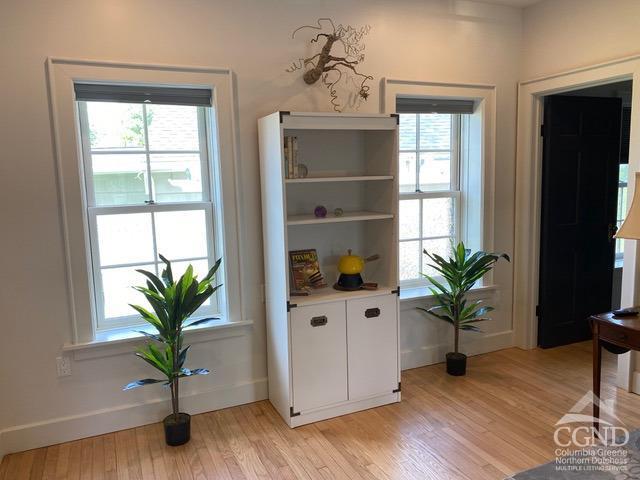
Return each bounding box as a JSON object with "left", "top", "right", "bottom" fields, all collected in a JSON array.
[
  {"left": 28, "top": 448, "right": 47, "bottom": 480},
  {"left": 2, "top": 344, "right": 640, "bottom": 479},
  {"left": 40, "top": 445, "right": 59, "bottom": 480}
]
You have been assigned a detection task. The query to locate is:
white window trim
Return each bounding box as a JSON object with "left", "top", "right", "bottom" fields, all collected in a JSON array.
[
  {"left": 47, "top": 58, "right": 244, "bottom": 344},
  {"left": 381, "top": 78, "right": 497, "bottom": 292}
]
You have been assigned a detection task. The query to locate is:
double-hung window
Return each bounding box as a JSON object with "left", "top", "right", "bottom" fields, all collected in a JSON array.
[
  {"left": 398, "top": 113, "right": 461, "bottom": 286},
  {"left": 76, "top": 84, "right": 220, "bottom": 331}
]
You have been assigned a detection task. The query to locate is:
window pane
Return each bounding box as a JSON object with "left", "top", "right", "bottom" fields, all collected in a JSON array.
[
  {"left": 91, "top": 154, "right": 148, "bottom": 205},
  {"left": 87, "top": 102, "right": 146, "bottom": 150},
  {"left": 150, "top": 154, "right": 204, "bottom": 202},
  {"left": 399, "top": 152, "right": 416, "bottom": 193},
  {"left": 154, "top": 210, "right": 208, "bottom": 260},
  {"left": 399, "top": 114, "right": 417, "bottom": 150},
  {"left": 97, "top": 213, "right": 154, "bottom": 266},
  {"left": 147, "top": 105, "right": 200, "bottom": 151},
  {"left": 423, "top": 197, "right": 455, "bottom": 238},
  {"left": 102, "top": 264, "right": 155, "bottom": 321},
  {"left": 419, "top": 152, "right": 451, "bottom": 191},
  {"left": 419, "top": 114, "right": 451, "bottom": 150},
  {"left": 399, "top": 241, "right": 420, "bottom": 281},
  {"left": 399, "top": 199, "right": 420, "bottom": 240},
  {"left": 422, "top": 238, "right": 454, "bottom": 277}
]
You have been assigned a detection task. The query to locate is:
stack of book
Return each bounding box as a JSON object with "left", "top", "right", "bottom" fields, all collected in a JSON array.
[{"left": 283, "top": 135, "right": 298, "bottom": 179}]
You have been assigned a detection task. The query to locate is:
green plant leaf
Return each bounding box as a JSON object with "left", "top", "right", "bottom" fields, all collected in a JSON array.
[
  {"left": 123, "top": 378, "right": 165, "bottom": 390},
  {"left": 177, "top": 345, "right": 191, "bottom": 369},
  {"left": 417, "top": 307, "right": 454, "bottom": 324},
  {"left": 135, "top": 330, "right": 164, "bottom": 342},
  {"left": 178, "top": 368, "right": 210, "bottom": 377},
  {"left": 460, "top": 325, "right": 482, "bottom": 332},
  {"left": 202, "top": 258, "right": 222, "bottom": 283},
  {"left": 135, "top": 347, "right": 170, "bottom": 378},
  {"left": 159, "top": 254, "right": 174, "bottom": 286},
  {"left": 135, "top": 269, "right": 166, "bottom": 294},
  {"left": 129, "top": 304, "right": 164, "bottom": 333},
  {"left": 184, "top": 317, "right": 219, "bottom": 329}
]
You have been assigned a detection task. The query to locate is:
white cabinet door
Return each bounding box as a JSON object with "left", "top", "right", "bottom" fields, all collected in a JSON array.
[
  {"left": 346, "top": 294, "right": 399, "bottom": 400},
  {"left": 290, "top": 301, "right": 348, "bottom": 412}
]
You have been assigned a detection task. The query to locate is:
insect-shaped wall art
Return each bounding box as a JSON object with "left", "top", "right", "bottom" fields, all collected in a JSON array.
[{"left": 287, "top": 18, "right": 373, "bottom": 112}]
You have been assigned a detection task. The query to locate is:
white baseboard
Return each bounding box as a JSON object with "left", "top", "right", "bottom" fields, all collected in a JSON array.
[
  {"left": 400, "top": 330, "right": 514, "bottom": 371},
  {"left": 0, "top": 377, "right": 268, "bottom": 459}
]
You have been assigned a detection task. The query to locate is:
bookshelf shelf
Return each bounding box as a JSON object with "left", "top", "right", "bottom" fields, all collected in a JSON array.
[
  {"left": 290, "top": 285, "right": 396, "bottom": 307},
  {"left": 285, "top": 175, "right": 394, "bottom": 184},
  {"left": 287, "top": 211, "right": 393, "bottom": 226}
]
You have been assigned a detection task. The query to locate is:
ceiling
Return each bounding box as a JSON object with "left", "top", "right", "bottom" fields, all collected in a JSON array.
[{"left": 478, "top": 0, "right": 544, "bottom": 7}]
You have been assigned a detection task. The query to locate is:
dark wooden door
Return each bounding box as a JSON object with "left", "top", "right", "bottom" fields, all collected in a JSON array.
[{"left": 538, "top": 95, "right": 622, "bottom": 348}]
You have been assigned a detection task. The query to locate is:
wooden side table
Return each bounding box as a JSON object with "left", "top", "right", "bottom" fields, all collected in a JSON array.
[{"left": 590, "top": 311, "right": 640, "bottom": 429}]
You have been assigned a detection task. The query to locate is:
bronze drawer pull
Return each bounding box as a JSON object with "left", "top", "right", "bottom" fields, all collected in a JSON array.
[
  {"left": 365, "top": 308, "right": 381, "bottom": 318},
  {"left": 310, "top": 316, "right": 328, "bottom": 327}
]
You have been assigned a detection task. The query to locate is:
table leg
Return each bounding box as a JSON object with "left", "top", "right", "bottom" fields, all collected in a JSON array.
[{"left": 593, "top": 322, "right": 601, "bottom": 431}]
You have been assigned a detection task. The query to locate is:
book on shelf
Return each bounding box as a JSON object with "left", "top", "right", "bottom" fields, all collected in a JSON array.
[
  {"left": 283, "top": 142, "right": 289, "bottom": 178},
  {"left": 289, "top": 249, "right": 327, "bottom": 290},
  {"left": 292, "top": 136, "right": 298, "bottom": 178},
  {"left": 283, "top": 136, "right": 298, "bottom": 179}
]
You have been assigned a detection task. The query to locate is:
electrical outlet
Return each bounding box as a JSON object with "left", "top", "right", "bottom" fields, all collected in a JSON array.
[{"left": 56, "top": 356, "right": 72, "bottom": 377}]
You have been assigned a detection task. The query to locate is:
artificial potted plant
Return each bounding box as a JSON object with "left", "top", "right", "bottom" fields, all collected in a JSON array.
[
  {"left": 124, "top": 255, "right": 222, "bottom": 446},
  {"left": 418, "top": 242, "right": 509, "bottom": 376}
]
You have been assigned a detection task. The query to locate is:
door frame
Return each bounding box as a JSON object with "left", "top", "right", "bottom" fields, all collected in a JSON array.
[{"left": 514, "top": 54, "right": 640, "bottom": 391}]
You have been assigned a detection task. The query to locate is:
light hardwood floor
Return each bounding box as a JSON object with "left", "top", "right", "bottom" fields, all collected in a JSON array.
[{"left": 2, "top": 342, "right": 640, "bottom": 479}]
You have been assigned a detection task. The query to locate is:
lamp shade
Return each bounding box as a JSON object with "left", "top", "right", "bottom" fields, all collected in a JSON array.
[{"left": 616, "top": 172, "right": 640, "bottom": 239}]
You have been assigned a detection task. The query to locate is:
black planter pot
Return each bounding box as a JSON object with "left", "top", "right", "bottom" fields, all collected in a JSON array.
[
  {"left": 163, "top": 413, "right": 191, "bottom": 446},
  {"left": 446, "top": 352, "right": 467, "bottom": 376}
]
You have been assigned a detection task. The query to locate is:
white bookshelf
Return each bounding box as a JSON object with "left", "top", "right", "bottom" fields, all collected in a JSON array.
[{"left": 258, "top": 112, "right": 401, "bottom": 427}]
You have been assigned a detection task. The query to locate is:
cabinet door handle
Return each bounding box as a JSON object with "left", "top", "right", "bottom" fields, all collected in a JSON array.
[
  {"left": 310, "top": 316, "right": 328, "bottom": 327},
  {"left": 365, "top": 308, "right": 380, "bottom": 318}
]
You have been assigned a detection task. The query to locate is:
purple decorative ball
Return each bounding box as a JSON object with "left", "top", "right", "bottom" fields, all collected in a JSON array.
[{"left": 314, "top": 205, "right": 327, "bottom": 218}]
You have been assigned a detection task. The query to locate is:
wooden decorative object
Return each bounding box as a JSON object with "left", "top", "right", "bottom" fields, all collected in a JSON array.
[{"left": 287, "top": 18, "right": 373, "bottom": 112}]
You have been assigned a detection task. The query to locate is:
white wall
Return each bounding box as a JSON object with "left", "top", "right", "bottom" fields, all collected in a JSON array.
[
  {"left": 522, "top": 0, "right": 640, "bottom": 79},
  {"left": 0, "top": 0, "right": 521, "bottom": 455}
]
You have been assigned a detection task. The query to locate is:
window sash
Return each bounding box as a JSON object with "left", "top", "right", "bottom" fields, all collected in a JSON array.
[
  {"left": 77, "top": 102, "right": 212, "bottom": 207},
  {"left": 77, "top": 100, "right": 219, "bottom": 331},
  {"left": 87, "top": 203, "right": 219, "bottom": 331},
  {"left": 399, "top": 192, "right": 461, "bottom": 286},
  {"left": 399, "top": 114, "right": 460, "bottom": 194},
  {"left": 399, "top": 113, "right": 461, "bottom": 286}
]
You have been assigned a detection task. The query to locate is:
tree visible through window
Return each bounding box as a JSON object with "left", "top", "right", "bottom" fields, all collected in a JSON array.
[
  {"left": 398, "top": 113, "right": 461, "bottom": 286},
  {"left": 78, "top": 100, "right": 219, "bottom": 330}
]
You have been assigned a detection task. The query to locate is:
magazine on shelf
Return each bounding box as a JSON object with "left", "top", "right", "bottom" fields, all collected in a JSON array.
[{"left": 289, "top": 249, "right": 327, "bottom": 290}]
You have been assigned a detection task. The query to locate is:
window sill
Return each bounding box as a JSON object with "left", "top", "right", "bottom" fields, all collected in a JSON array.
[
  {"left": 399, "top": 284, "right": 498, "bottom": 302},
  {"left": 62, "top": 318, "right": 253, "bottom": 361}
]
